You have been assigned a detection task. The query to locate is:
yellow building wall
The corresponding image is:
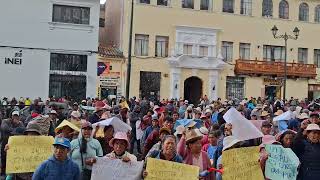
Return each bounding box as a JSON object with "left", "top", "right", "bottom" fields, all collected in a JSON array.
[
  {"left": 285, "top": 79, "right": 308, "bottom": 99},
  {"left": 106, "top": 0, "right": 320, "bottom": 99}
]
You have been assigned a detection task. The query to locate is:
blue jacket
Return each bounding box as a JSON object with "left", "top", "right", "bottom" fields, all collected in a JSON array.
[{"left": 32, "top": 156, "right": 80, "bottom": 180}]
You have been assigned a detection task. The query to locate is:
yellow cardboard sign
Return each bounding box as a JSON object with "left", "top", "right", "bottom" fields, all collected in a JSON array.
[
  {"left": 145, "top": 157, "right": 199, "bottom": 180},
  {"left": 222, "top": 146, "right": 264, "bottom": 180},
  {"left": 6, "top": 136, "right": 54, "bottom": 173}
]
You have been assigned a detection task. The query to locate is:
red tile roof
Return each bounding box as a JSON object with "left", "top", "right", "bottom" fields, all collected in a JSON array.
[{"left": 98, "top": 45, "right": 125, "bottom": 59}]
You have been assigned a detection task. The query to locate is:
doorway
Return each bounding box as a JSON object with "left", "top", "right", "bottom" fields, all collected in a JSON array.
[
  {"left": 184, "top": 76, "right": 202, "bottom": 105},
  {"left": 265, "top": 86, "right": 281, "bottom": 101}
]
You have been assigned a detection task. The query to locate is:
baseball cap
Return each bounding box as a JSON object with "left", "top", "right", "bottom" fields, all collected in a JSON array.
[
  {"left": 12, "top": 111, "right": 20, "bottom": 116},
  {"left": 53, "top": 137, "right": 71, "bottom": 149}
]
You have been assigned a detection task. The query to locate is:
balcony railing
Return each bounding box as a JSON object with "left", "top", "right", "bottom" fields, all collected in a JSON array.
[{"left": 235, "top": 59, "right": 317, "bottom": 79}]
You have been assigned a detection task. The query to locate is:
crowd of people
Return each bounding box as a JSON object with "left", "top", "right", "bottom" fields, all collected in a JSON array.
[{"left": 0, "top": 95, "right": 320, "bottom": 180}]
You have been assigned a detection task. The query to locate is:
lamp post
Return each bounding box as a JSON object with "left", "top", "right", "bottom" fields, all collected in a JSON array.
[
  {"left": 126, "top": 0, "right": 134, "bottom": 100},
  {"left": 271, "top": 25, "right": 300, "bottom": 102}
]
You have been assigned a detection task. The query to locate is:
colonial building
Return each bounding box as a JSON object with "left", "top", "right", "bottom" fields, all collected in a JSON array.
[
  {"left": 103, "top": 0, "right": 320, "bottom": 103},
  {"left": 0, "top": 0, "right": 100, "bottom": 100}
]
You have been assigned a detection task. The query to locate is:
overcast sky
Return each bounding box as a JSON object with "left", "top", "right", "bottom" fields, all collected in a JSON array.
[{"left": 100, "top": 0, "right": 106, "bottom": 4}]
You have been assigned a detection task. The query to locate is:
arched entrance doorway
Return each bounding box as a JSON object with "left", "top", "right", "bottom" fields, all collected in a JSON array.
[{"left": 184, "top": 76, "right": 202, "bottom": 105}]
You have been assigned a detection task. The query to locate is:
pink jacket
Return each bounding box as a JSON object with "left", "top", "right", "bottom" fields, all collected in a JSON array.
[{"left": 177, "top": 137, "right": 215, "bottom": 180}]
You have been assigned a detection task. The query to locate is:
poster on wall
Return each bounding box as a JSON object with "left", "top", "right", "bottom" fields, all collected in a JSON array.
[{"left": 97, "top": 62, "right": 111, "bottom": 76}]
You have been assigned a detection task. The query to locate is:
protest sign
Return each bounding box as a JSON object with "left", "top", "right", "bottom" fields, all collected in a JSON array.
[
  {"left": 6, "top": 136, "right": 54, "bottom": 173},
  {"left": 265, "top": 145, "right": 300, "bottom": 180},
  {"left": 222, "top": 146, "right": 264, "bottom": 180},
  {"left": 91, "top": 158, "right": 144, "bottom": 180},
  {"left": 250, "top": 120, "right": 265, "bottom": 130},
  {"left": 223, "top": 108, "right": 263, "bottom": 141},
  {"left": 145, "top": 158, "right": 199, "bottom": 180}
]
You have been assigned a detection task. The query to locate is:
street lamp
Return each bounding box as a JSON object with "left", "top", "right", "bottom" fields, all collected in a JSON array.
[
  {"left": 126, "top": 0, "right": 134, "bottom": 100},
  {"left": 271, "top": 25, "right": 300, "bottom": 102}
]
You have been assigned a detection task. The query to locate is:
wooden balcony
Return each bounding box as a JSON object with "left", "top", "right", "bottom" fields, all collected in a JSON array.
[{"left": 235, "top": 59, "right": 317, "bottom": 79}]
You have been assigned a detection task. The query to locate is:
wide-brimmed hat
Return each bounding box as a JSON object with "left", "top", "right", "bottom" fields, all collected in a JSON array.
[
  {"left": 261, "top": 120, "right": 273, "bottom": 127},
  {"left": 223, "top": 136, "right": 241, "bottom": 151},
  {"left": 260, "top": 111, "right": 270, "bottom": 117},
  {"left": 274, "top": 110, "right": 284, "bottom": 116},
  {"left": 55, "top": 120, "right": 80, "bottom": 133},
  {"left": 199, "top": 127, "right": 209, "bottom": 135},
  {"left": 298, "top": 113, "right": 309, "bottom": 120},
  {"left": 109, "top": 132, "right": 130, "bottom": 148},
  {"left": 306, "top": 124, "right": 320, "bottom": 131},
  {"left": 159, "top": 127, "right": 171, "bottom": 135},
  {"left": 49, "top": 110, "right": 57, "bottom": 115},
  {"left": 185, "top": 129, "right": 203, "bottom": 144},
  {"left": 174, "top": 125, "right": 185, "bottom": 136},
  {"left": 24, "top": 123, "right": 42, "bottom": 135}
]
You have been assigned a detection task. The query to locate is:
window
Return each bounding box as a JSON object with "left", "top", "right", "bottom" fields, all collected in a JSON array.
[
  {"left": 279, "top": 0, "right": 289, "bottom": 19},
  {"left": 139, "top": 0, "right": 150, "bottom": 4},
  {"left": 201, "top": 0, "right": 210, "bottom": 10},
  {"left": 199, "top": 46, "right": 208, "bottom": 57},
  {"left": 262, "top": 0, "right": 273, "bottom": 17},
  {"left": 315, "top": 5, "right": 320, "bottom": 23},
  {"left": 52, "top": 5, "right": 90, "bottom": 25},
  {"left": 240, "top": 0, "right": 252, "bottom": 16},
  {"left": 157, "top": 0, "right": 168, "bottom": 6},
  {"left": 223, "top": 0, "right": 234, "bottom": 13},
  {"left": 182, "top": 0, "right": 194, "bottom": 9},
  {"left": 298, "top": 48, "right": 308, "bottom": 64},
  {"left": 263, "top": 45, "right": 285, "bottom": 62},
  {"left": 314, "top": 49, "right": 320, "bottom": 68},
  {"left": 239, "top": 43, "right": 250, "bottom": 60},
  {"left": 226, "top": 77, "right": 245, "bottom": 100},
  {"left": 183, "top": 44, "right": 193, "bottom": 55},
  {"left": 99, "top": 18, "right": 105, "bottom": 27},
  {"left": 135, "top": 34, "right": 149, "bottom": 56},
  {"left": 155, "top": 36, "right": 169, "bottom": 57},
  {"left": 299, "top": 3, "right": 309, "bottom": 21},
  {"left": 50, "top": 53, "right": 87, "bottom": 72},
  {"left": 222, "top": 41, "right": 233, "bottom": 62}
]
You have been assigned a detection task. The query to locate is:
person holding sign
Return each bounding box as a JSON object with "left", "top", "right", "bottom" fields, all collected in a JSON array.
[
  {"left": 32, "top": 137, "right": 80, "bottom": 180},
  {"left": 177, "top": 129, "right": 214, "bottom": 180}
]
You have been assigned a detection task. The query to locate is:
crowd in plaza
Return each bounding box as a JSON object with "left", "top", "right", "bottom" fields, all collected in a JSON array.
[{"left": 0, "top": 95, "right": 320, "bottom": 180}]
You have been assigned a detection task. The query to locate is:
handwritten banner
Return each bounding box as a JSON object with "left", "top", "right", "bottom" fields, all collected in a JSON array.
[
  {"left": 222, "top": 146, "right": 264, "bottom": 180},
  {"left": 91, "top": 158, "right": 144, "bottom": 180},
  {"left": 145, "top": 158, "right": 199, "bottom": 180},
  {"left": 265, "top": 145, "right": 300, "bottom": 180},
  {"left": 6, "top": 136, "right": 54, "bottom": 173}
]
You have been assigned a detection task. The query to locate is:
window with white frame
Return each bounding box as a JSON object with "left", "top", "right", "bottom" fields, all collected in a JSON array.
[
  {"left": 279, "top": 0, "right": 289, "bottom": 19},
  {"left": 139, "top": 0, "right": 150, "bottom": 4},
  {"left": 199, "top": 46, "right": 208, "bottom": 57},
  {"left": 298, "top": 48, "right": 308, "bottom": 64},
  {"left": 222, "top": 41, "right": 233, "bottom": 62},
  {"left": 263, "top": 45, "right": 285, "bottom": 62},
  {"left": 155, "top": 36, "right": 169, "bottom": 57},
  {"left": 200, "top": 0, "right": 210, "bottom": 10},
  {"left": 240, "top": 0, "right": 252, "bottom": 16},
  {"left": 157, "top": 0, "right": 168, "bottom": 6},
  {"left": 183, "top": 44, "right": 193, "bottom": 55},
  {"left": 52, "top": 5, "right": 90, "bottom": 25},
  {"left": 299, "top": 3, "right": 309, "bottom": 22},
  {"left": 314, "top": 49, "right": 320, "bottom": 68},
  {"left": 239, "top": 43, "right": 250, "bottom": 60},
  {"left": 262, "top": 0, "right": 273, "bottom": 17},
  {"left": 223, "top": 0, "right": 234, "bottom": 13},
  {"left": 315, "top": 5, "right": 320, "bottom": 23},
  {"left": 182, "top": 0, "right": 194, "bottom": 9},
  {"left": 135, "top": 34, "right": 149, "bottom": 56}
]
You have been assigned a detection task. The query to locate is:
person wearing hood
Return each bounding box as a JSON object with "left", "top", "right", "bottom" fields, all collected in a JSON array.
[
  {"left": 70, "top": 122, "right": 103, "bottom": 180},
  {"left": 128, "top": 105, "right": 142, "bottom": 154},
  {"left": 32, "top": 137, "right": 80, "bottom": 180}
]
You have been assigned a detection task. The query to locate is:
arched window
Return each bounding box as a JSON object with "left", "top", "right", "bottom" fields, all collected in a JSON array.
[
  {"left": 299, "top": 3, "right": 309, "bottom": 21},
  {"left": 315, "top": 5, "right": 320, "bottom": 23},
  {"left": 262, "top": 0, "right": 273, "bottom": 17},
  {"left": 279, "top": 0, "right": 289, "bottom": 19}
]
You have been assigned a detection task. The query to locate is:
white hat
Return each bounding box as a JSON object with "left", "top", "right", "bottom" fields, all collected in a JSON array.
[
  {"left": 306, "top": 124, "right": 320, "bottom": 131},
  {"left": 71, "top": 111, "right": 81, "bottom": 118},
  {"left": 174, "top": 125, "right": 186, "bottom": 136},
  {"left": 223, "top": 136, "right": 241, "bottom": 151},
  {"left": 199, "top": 127, "right": 209, "bottom": 135},
  {"left": 12, "top": 111, "right": 20, "bottom": 116},
  {"left": 298, "top": 113, "right": 309, "bottom": 120},
  {"left": 187, "top": 106, "right": 193, "bottom": 111},
  {"left": 184, "top": 100, "right": 189, "bottom": 104},
  {"left": 49, "top": 110, "right": 57, "bottom": 115},
  {"left": 205, "top": 109, "right": 212, "bottom": 114}
]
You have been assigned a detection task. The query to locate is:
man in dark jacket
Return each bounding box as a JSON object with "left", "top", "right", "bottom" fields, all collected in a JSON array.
[
  {"left": 0, "top": 111, "right": 25, "bottom": 175},
  {"left": 129, "top": 105, "right": 142, "bottom": 154}
]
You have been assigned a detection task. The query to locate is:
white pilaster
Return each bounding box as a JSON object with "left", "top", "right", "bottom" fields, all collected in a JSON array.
[
  {"left": 170, "top": 67, "right": 181, "bottom": 99},
  {"left": 209, "top": 70, "right": 219, "bottom": 100}
]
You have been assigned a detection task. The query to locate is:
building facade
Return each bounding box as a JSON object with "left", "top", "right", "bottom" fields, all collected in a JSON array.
[
  {"left": 104, "top": 0, "right": 320, "bottom": 103},
  {"left": 0, "top": 0, "right": 100, "bottom": 100}
]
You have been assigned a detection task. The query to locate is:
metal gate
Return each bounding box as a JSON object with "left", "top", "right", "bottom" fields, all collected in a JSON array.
[{"left": 139, "top": 71, "right": 161, "bottom": 101}]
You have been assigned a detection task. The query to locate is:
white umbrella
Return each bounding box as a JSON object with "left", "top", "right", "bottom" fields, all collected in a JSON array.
[{"left": 92, "top": 117, "right": 132, "bottom": 133}]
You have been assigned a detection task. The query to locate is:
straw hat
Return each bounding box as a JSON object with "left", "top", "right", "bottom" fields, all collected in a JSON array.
[
  {"left": 306, "top": 124, "right": 320, "bottom": 131},
  {"left": 174, "top": 125, "right": 185, "bottom": 136},
  {"left": 185, "top": 129, "right": 203, "bottom": 143},
  {"left": 260, "top": 111, "right": 270, "bottom": 117},
  {"left": 298, "top": 113, "right": 309, "bottom": 120},
  {"left": 55, "top": 120, "right": 80, "bottom": 134},
  {"left": 223, "top": 136, "right": 241, "bottom": 151}
]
